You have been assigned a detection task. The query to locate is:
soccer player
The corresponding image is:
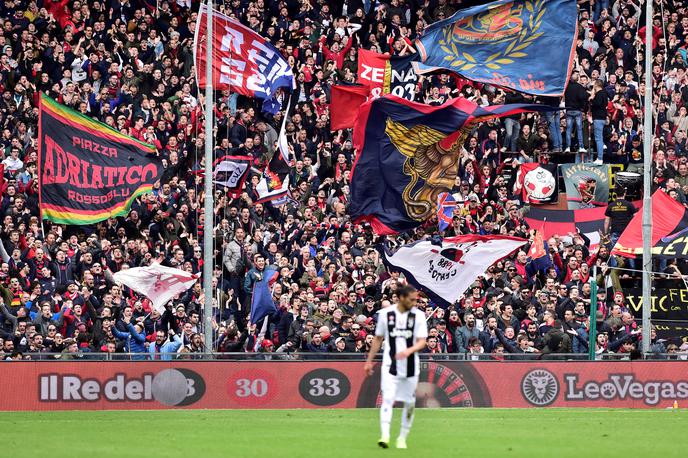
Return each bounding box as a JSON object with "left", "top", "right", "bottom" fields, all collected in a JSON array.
[{"left": 364, "top": 285, "right": 428, "bottom": 449}]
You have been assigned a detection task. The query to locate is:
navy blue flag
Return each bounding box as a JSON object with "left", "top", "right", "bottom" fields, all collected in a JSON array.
[
  {"left": 415, "top": 0, "right": 577, "bottom": 96},
  {"left": 249, "top": 268, "right": 278, "bottom": 324},
  {"left": 350, "top": 95, "right": 556, "bottom": 234}
]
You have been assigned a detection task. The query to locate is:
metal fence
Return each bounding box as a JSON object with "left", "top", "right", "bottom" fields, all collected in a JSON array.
[{"left": 8, "top": 352, "right": 686, "bottom": 361}]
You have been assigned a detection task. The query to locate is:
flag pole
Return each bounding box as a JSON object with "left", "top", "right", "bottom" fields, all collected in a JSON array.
[
  {"left": 588, "top": 265, "right": 598, "bottom": 361},
  {"left": 203, "top": 0, "right": 215, "bottom": 352},
  {"left": 641, "top": 0, "right": 653, "bottom": 355}
]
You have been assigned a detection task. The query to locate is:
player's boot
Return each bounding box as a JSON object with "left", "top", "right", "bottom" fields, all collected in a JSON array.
[
  {"left": 396, "top": 437, "right": 407, "bottom": 449},
  {"left": 377, "top": 437, "right": 390, "bottom": 449}
]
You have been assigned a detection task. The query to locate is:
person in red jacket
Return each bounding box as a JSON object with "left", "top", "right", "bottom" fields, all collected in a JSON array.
[
  {"left": 318, "top": 35, "right": 354, "bottom": 69},
  {"left": 45, "top": 0, "right": 72, "bottom": 28}
]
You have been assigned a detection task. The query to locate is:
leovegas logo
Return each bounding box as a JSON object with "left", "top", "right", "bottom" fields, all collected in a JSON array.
[
  {"left": 39, "top": 369, "right": 205, "bottom": 406},
  {"left": 565, "top": 374, "right": 688, "bottom": 406}
]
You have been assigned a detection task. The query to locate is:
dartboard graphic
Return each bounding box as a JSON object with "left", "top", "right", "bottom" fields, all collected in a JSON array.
[{"left": 357, "top": 361, "right": 492, "bottom": 407}]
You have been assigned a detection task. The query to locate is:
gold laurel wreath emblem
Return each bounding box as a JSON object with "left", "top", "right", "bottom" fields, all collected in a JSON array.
[{"left": 437, "top": 0, "right": 546, "bottom": 72}]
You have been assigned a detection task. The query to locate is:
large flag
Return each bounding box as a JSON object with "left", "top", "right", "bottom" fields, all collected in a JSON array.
[
  {"left": 561, "top": 163, "right": 610, "bottom": 209},
  {"left": 524, "top": 206, "right": 606, "bottom": 248},
  {"left": 349, "top": 94, "right": 555, "bottom": 234},
  {"left": 194, "top": 5, "right": 294, "bottom": 111},
  {"left": 612, "top": 190, "right": 688, "bottom": 259},
  {"left": 249, "top": 268, "right": 279, "bottom": 324},
  {"left": 437, "top": 192, "right": 457, "bottom": 231},
  {"left": 113, "top": 264, "right": 199, "bottom": 314},
  {"left": 330, "top": 85, "right": 370, "bottom": 130},
  {"left": 383, "top": 235, "right": 527, "bottom": 305},
  {"left": 38, "top": 94, "right": 162, "bottom": 225},
  {"left": 357, "top": 50, "right": 418, "bottom": 100},
  {"left": 213, "top": 155, "right": 252, "bottom": 196},
  {"left": 415, "top": 0, "right": 577, "bottom": 96},
  {"left": 514, "top": 163, "right": 558, "bottom": 204}
]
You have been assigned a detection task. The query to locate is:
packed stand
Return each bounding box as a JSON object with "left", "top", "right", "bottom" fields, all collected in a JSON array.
[{"left": 0, "top": 0, "right": 685, "bottom": 361}]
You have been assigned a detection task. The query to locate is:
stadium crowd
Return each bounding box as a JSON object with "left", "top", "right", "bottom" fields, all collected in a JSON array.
[{"left": 0, "top": 0, "right": 687, "bottom": 361}]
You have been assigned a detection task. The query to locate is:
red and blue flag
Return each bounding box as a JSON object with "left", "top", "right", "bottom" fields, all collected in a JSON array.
[
  {"left": 437, "top": 192, "right": 457, "bottom": 231},
  {"left": 194, "top": 5, "right": 295, "bottom": 113},
  {"left": 526, "top": 229, "right": 553, "bottom": 275},
  {"left": 349, "top": 95, "right": 556, "bottom": 234}
]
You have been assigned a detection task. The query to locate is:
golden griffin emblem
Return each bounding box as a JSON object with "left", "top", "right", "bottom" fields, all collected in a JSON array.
[{"left": 385, "top": 119, "right": 467, "bottom": 222}]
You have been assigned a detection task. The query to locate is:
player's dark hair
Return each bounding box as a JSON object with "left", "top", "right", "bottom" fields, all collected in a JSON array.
[{"left": 397, "top": 285, "right": 417, "bottom": 298}]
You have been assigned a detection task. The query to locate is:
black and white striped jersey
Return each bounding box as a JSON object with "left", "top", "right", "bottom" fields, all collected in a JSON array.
[{"left": 375, "top": 305, "right": 428, "bottom": 378}]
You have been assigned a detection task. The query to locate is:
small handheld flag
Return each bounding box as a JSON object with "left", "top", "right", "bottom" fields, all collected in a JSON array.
[{"left": 437, "top": 192, "right": 457, "bottom": 231}]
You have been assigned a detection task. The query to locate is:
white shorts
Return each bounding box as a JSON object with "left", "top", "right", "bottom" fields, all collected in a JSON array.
[{"left": 381, "top": 371, "right": 419, "bottom": 403}]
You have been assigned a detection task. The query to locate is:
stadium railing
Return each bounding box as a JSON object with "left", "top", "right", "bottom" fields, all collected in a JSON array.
[{"left": 8, "top": 352, "right": 686, "bottom": 361}]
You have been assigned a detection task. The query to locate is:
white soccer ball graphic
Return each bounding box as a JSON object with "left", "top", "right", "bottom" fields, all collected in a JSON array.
[
  {"left": 524, "top": 167, "right": 556, "bottom": 201},
  {"left": 152, "top": 369, "right": 189, "bottom": 406}
]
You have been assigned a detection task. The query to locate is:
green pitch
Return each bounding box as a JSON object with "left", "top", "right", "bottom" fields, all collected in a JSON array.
[{"left": 3, "top": 408, "right": 686, "bottom": 457}]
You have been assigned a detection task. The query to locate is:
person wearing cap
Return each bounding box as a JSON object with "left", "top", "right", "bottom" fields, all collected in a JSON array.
[
  {"left": 254, "top": 338, "right": 275, "bottom": 359},
  {"left": 332, "top": 336, "right": 347, "bottom": 353},
  {"left": 362, "top": 297, "right": 378, "bottom": 318},
  {"left": 59, "top": 338, "right": 82, "bottom": 360},
  {"left": 363, "top": 316, "right": 376, "bottom": 334},
  {"left": 171, "top": 303, "right": 187, "bottom": 329}
]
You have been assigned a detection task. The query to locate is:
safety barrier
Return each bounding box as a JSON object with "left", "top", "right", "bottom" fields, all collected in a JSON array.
[
  {"left": 10, "top": 352, "right": 687, "bottom": 361},
  {"left": 2, "top": 359, "right": 687, "bottom": 410}
]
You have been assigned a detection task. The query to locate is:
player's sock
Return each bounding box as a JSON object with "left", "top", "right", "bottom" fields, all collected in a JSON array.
[
  {"left": 399, "top": 402, "right": 415, "bottom": 440},
  {"left": 379, "top": 396, "right": 394, "bottom": 441}
]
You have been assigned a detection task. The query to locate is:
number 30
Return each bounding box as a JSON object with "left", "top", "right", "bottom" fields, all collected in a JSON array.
[{"left": 235, "top": 378, "right": 268, "bottom": 397}]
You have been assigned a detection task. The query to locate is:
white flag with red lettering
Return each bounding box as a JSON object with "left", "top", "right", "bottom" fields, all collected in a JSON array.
[
  {"left": 113, "top": 264, "right": 199, "bottom": 313},
  {"left": 382, "top": 235, "right": 527, "bottom": 306}
]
